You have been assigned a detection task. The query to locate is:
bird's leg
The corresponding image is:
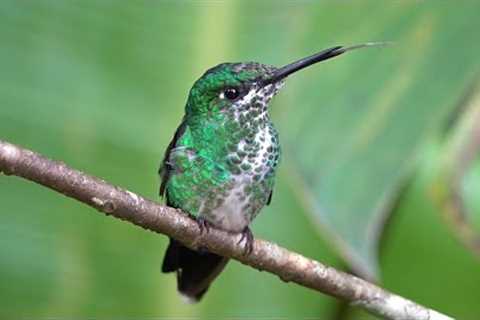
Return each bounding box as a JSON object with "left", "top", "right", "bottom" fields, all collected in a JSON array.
[
  {"left": 194, "top": 216, "right": 212, "bottom": 255},
  {"left": 196, "top": 216, "right": 211, "bottom": 236},
  {"left": 237, "top": 227, "right": 254, "bottom": 255}
]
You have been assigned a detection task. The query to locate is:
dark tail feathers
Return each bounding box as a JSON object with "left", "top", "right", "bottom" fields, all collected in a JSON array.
[{"left": 161, "top": 238, "right": 228, "bottom": 302}]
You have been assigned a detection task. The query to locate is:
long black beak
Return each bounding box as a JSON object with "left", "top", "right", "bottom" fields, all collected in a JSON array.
[{"left": 263, "top": 42, "right": 389, "bottom": 85}]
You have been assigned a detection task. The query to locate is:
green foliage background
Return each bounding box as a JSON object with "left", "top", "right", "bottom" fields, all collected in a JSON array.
[{"left": 0, "top": 1, "right": 479, "bottom": 319}]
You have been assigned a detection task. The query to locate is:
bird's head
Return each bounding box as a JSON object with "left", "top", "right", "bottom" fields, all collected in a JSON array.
[{"left": 185, "top": 43, "right": 388, "bottom": 117}]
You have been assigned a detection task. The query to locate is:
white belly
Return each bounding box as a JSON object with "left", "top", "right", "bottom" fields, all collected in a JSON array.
[{"left": 199, "top": 180, "right": 251, "bottom": 233}]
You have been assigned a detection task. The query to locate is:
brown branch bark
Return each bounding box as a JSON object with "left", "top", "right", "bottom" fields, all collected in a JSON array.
[{"left": 0, "top": 139, "right": 453, "bottom": 320}]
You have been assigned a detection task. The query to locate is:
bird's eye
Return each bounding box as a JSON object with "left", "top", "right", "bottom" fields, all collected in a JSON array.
[{"left": 223, "top": 88, "right": 240, "bottom": 100}]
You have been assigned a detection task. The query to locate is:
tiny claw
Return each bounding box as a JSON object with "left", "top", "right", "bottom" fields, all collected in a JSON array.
[
  {"left": 237, "top": 227, "right": 254, "bottom": 255},
  {"left": 196, "top": 217, "right": 210, "bottom": 235}
]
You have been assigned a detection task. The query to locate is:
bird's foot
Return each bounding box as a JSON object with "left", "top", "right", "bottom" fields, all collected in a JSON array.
[
  {"left": 196, "top": 216, "right": 211, "bottom": 236},
  {"left": 194, "top": 216, "right": 212, "bottom": 254},
  {"left": 237, "top": 227, "right": 254, "bottom": 256}
]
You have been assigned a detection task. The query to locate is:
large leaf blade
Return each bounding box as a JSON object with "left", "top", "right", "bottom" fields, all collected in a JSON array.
[{"left": 276, "top": 2, "right": 480, "bottom": 277}]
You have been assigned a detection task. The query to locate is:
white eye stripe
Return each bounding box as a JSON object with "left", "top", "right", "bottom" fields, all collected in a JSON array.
[{"left": 219, "top": 92, "right": 225, "bottom": 99}]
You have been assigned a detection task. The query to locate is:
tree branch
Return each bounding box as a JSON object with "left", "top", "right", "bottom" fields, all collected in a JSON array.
[{"left": 0, "top": 139, "right": 452, "bottom": 320}]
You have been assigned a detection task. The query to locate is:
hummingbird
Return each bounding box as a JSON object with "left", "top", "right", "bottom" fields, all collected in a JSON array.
[{"left": 159, "top": 43, "right": 384, "bottom": 302}]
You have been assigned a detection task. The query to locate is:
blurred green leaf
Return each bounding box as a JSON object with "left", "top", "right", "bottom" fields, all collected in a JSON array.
[
  {"left": 459, "top": 110, "right": 480, "bottom": 244},
  {"left": 276, "top": 1, "right": 480, "bottom": 278},
  {"left": 346, "top": 143, "right": 480, "bottom": 319},
  {"left": 1, "top": 1, "right": 480, "bottom": 319},
  {"left": 464, "top": 160, "right": 480, "bottom": 231},
  {"left": 430, "top": 76, "right": 480, "bottom": 257}
]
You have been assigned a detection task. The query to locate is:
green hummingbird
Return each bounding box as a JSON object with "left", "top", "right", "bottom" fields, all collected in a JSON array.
[{"left": 159, "top": 43, "right": 383, "bottom": 302}]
